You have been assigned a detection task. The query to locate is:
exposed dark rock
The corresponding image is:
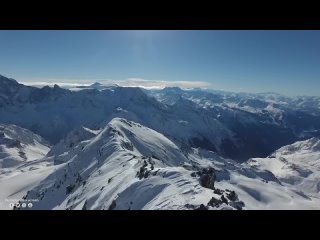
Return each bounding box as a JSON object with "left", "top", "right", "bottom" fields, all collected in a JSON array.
[
  {"left": 76, "top": 174, "right": 82, "bottom": 183},
  {"left": 143, "top": 160, "right": 148, "bottom": 168},
  {"left": 220, "top": 195, "right": 228, "bottom": 205},
  {"left": 208, "top": 196, "right": 222, "bottom": 207},
  {"left": 229, "top": 201, "right": 245, "bottom": 210},
  {"left": 199, "top": 168, "right": 216, "bottom": 190},
  {"left": 136, "top": 160, "right": 151, "bottom": 179},
  {"left": 196, "top": 204, "right": 208, "bottom": 210},
  {"left": 82, "top": 200, "right": 87, "bottom": 210},
  {"left": 108, "top": 200, "right": 117, "bottom": 210},
  {"left": 184, "top": 204, "right": 196, "bottom": 209},
  {"left": 213, "top": 188, "right": 224, "bottom": 195},
  {"left": 144, "top": 170, "right": 150, "bottom": 178},
  {"left": 120, "top": 140, "right": 133, "bottom": 151},
  {"left": 66, "top": 185, "right": 75, "bottom": 195},
  {"left": 226, "top": 191, "right": 238, "bottom": 201}
]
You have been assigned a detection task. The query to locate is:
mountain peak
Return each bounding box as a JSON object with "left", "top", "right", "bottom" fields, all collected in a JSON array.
[
  {"left": 90, "top": 82, "right": 103, "bottom": 87},
  {"left": 53, "top": 84, "right": 61, "bottom": 89},
  {"left": 0, "top": 74, "right": 19, "bottom": 84}
]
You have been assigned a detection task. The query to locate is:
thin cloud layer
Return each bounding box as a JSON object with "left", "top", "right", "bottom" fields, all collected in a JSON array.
[{"left": 19, "top": 78, "right": 212, "bottom": 90}]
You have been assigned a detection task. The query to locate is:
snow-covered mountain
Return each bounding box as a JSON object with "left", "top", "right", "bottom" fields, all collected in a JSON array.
[
  {"left": 47, "top": 126, "right": 100, "bottom": 165},
  {"left": 147, "top": 87, "right": 320, "bottom": 159},
  {"left": 0, "top": 124, "right": 50, "bottom": 168},
  {"left": 248, "top": 137, "right": 320, "bottom": 198},
  {"left": 0, "top": 124, "right": 53, "bottom": 210},
  {"left": 13, "top": 118, "right": 320, "bottom": 210},
  {"left": 1, "top": 74, "right": 320, "bottom": 210},
  {"left": 2, "top": 75, "right": 320, "bottom": 161}
]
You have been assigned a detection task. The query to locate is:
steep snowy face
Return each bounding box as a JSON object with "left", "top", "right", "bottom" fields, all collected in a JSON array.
[
  {"left": 248, "top": 138, "right": 320, "bottom": 197},
  {"left": 107, "top": 118, "right": 187, "bottom": 166},
  {"left": 0, "top": 124, "right": 51, "bottom": 168},
  {"left": 47, "top": 126, "right": 100, "bottom": 164},
  {"left": 19, "top": 118, "right": 191, "bottom": 210}
]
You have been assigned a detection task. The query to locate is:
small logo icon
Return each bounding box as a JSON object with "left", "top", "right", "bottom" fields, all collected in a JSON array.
[
  {"left": 9, "top": 203, "right": 14, "bottom": 208},
  {"left": 15, "top": 203, "right": 20, "bottom": 208},
  {"left": 22, "top": 203, "right": 27, "bottom": 208},
  {"left": 28, "top": 203, "right": 33, "bottom": 208}
]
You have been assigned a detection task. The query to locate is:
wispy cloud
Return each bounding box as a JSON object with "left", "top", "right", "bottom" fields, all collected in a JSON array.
[{"left": 19, "top": 77, "right": 213, "bottom": 89}]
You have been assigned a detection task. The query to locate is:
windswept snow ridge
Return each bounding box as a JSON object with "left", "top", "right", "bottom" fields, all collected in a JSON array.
[{"left": 15, "top": 118, "right": 320, "bottom": 210}]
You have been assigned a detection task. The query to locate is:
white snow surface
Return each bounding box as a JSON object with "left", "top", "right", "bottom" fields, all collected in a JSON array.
[
  {"left": 0, "top": 124, "right": 53, "bottom": 209},
  {"left": 0, "top": 124, "right": 50, "bottom": 168},
  {"left": 248, "top": 138, "right": 320, "bottom": 199},
  {"left": 14, "top": 118, "right": 320, "bottom": 210}
]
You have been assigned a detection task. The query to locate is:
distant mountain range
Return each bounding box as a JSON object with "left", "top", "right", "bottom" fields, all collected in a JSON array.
[{"left": 1, "top": 74, "right": 320, "bottom": 161}]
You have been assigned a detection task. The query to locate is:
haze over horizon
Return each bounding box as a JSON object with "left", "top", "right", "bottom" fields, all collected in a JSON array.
[{"left": 1, "top": 30, "right": 320, "bottom": 96}]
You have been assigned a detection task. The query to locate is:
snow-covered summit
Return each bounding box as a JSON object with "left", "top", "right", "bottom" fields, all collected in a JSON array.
[
  {"left": 18, "top": 118, "right": 232, "bottom": 210},
  {"left": 14, "top": 118, "right": 319, "bottom": 210},
  {"left": 106, "top": 118, "right": 188, "bottom": 166}
]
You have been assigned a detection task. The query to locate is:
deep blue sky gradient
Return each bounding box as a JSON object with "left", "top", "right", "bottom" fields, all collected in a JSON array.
[{"left": 0, "top": 30, "right": 319, "bottom": 96}]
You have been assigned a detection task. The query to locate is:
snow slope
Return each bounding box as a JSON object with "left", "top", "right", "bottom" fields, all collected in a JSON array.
[
  {"left": 17, "top": 118, "right": 320, "bottom": 210},
  {"left": 0, "top": 124, "right": 50, "bottom": 168},
  {"left": 0, "top": 163, "right": 55, "bottom": 210},
  {"left": 47, "top": 126, "right": 100, "bottom": 165},
  {"left": 0, "top": 124, "right": 54, "bottom": 210},
  {"left": 248, "top": 138, "right": 320, "bottom": 198}
]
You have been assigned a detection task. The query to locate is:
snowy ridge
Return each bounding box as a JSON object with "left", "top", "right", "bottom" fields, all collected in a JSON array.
[
  {"left": 16, "top": 118, "right": 320, "bottom": 210},
  {"left": 20, "top": 118, "right": 192, "bottom": 210}
]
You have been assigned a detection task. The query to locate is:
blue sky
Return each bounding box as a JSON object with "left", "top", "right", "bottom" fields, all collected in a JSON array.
[{"left": 0, "top": 30, "right": 319, "bottom": 96}]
